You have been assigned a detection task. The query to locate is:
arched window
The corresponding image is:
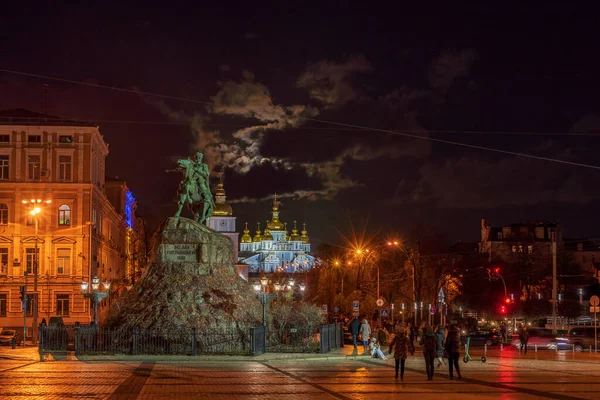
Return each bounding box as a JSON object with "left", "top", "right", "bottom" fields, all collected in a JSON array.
[
  {"left": 0, "top": 204, "right": 7, "bottom": 225},
  {"left": 58, "top": 204, "right": 71, "bottom": 226}
]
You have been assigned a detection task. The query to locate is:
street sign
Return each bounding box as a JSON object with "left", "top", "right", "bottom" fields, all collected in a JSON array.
[
  {"left": 352, "top": 301, "right": 359, "bottom": 310},
  {"left": 430, "top": 306, "right": 436, "bottom": 314},
  {"left": 590, "top": 296, "right": 600, "bottom": 306},
  {"left": 376, "top": 299, "right": 384, "bottom": 307},
  {"left": 333, "top": 306, "right": 339, "bottom": 313},
  {"left": 21, "top": 300, "right": 26, "bottom": 311},
  {"left": 352, "top": 310, "right": 360, "bottom": 317},
  {"left": 321, "top": 304, "right": 328, "bottom": 313},
  {"left": 381, "top": 309, "right": 389, "bottom": 317},
  {"left": 591, "top": 306, "right": 600, "bottom": 313}
]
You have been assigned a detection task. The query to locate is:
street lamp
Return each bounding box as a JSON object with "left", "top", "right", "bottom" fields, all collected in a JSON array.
[
  {"left": 254, "top": 277, "right": 279, "bottom": 352},
  {"left": 21, "top": 198, "right": 51, "bottom": 343},
  {"left": 81, "top": 276, "right": 110, "bottom": 325}
]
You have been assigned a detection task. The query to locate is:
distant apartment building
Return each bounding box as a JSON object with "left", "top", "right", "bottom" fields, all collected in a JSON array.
[
  {"left": 0, "top": 109, "right": 141, "bottom": 338},
  {"left": 479, "top": 218, "right": 562, "bottom": 264}
]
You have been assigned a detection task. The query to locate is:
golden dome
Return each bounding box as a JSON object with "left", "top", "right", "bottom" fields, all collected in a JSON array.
[
  {"left": 262, "top": 226, "right": 274, "bottom": 241},
  {"left": 290, "top": 220, "right": 301, "bottom": 241},
  {"left": 241, "top": 222, "right": 252, "bottom": 243},
  {"left": 300, "top": 222, "right": 310, "bottom": 244},
  {"left": 212, "top": 179, "right": 233, "bottom": 216},
  {"left": 252, "top": 222, "right": 263, "bottom": 242},
  {"left": 266, "top": 193, "right": 285, "bottom": 230}
]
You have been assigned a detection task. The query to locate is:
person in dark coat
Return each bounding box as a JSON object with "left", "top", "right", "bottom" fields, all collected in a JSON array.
[
  {"left": 445, "top": 324, "right": 462, "bottom": 380},
  {"left": 419, "top": 326, "right": 438, "bottom": 380},
  {"left": 350, "top": 317, "right": 360, "bottom": 348},
  {"left": 389, "top": 326, "right": 409, "bottom": 380},
  {"left": 519, "top": 327, "right": 530, "bottom": 354},
  {"left": 435, "top": 325, "right": 446, "bottom": 367}
]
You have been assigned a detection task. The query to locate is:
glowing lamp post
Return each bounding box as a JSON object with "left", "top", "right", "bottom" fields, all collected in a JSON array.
[
  {"left": 21, "top": 198, "right": 51, "bottom": 343},
  {"left": 81, "top": 276, "right": 110, "bottom": 325}
]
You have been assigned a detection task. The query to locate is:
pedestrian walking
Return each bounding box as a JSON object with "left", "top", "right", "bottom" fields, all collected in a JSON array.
[
  {"left": 377, "top": 325, "right": 389, "bottom": 346},
  {"left": 435, "top": 325, "right": 446, "bottom": 367},
  {"left": 519, "top": 327, "right": 530, "bottom": 355},
  {"left": 389, "top": 326, "right": 409, "bottom": 381},
  {"left": 419, "top": 326, "right": 437, "bottom": 380},
  {"left": 359, "top": 317, "right": 371, "bottom": 351},
  {"left": 350, "top": 316, "right": 360, "bottom": 348},
  {"left": 445, "top": 324, "right": 462, "bottom": 380},
  {"left": 500, "top": 323, "right": 507, "bottom": 344}
]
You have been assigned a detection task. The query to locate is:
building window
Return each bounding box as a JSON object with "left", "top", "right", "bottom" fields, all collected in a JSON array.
[
  {"left": 527, "top": 245, "right": 533, "bottom": 254},
  {"left": 58, "top": 204, "right": 71, "bottom": 226},
  {"left": 0, "top": 204, "right": 7, "bottom": 225},
  {"left": 58, "top": 155, "right": 72, "bottom": 181},
  {"left": 512, "top": 245, "right": 517, "bottom": 253},
  {"left": 56, "top": 249, "right": 70, "bottom": 275},
  {"left": 25, "top": 248, "right": 39, "bottom": 274},
  {"left": 0, "top": 294, "right": 6, "bottom": 317},
  {"left": 0, "top": 248, "right": 7, "bottom": 275},
  {"left": 28, "top": 155, "right": 41, "bottom": 180},
  {"left": 56, "top": 294, "right": 70, "bottom": 316},
  {"left": 27, "top": 135, "right": 41, "bottom": 143},
  {"left": 58, "top": 135, "right": 73, "bottom": 144},
  {"left": 0, "top": 135, "right": 9, "bottom": 142},
  {"left": 0, "top": 155, "right": 8, "bottom": 180}
]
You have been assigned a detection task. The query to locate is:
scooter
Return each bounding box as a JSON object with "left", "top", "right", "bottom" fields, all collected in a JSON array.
[{"left": 463, "top": 337, "right": 487, "bottom": 363}]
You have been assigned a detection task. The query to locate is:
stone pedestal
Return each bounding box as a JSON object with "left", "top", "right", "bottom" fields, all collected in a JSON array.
[{"left": 106, "top": 217, "right": 260, "bottom": 331}]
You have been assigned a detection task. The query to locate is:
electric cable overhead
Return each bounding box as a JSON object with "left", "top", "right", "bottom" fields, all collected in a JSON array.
[{"left": 2, "top": 67, "right": 600, "bottom": 170}]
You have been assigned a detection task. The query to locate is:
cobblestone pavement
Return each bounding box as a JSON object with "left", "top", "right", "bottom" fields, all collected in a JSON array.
[{"left": 2, "top": 352, "right": 600, "bottom": 399}]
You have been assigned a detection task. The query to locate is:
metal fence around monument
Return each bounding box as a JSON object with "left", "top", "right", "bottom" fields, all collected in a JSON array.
[
  {"left": 40, "top": 325, "right": 252, "bottom": 356},
  {"left": 39, "top": 322, "right": 342, "bottom": 356}
]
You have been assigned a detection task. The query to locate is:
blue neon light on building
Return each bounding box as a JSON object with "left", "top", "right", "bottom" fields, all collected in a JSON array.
[{"left": 125, "top": 190, "right": 135, "bottom": 228}]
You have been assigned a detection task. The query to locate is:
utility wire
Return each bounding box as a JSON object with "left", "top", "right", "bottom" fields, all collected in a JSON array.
[
  {"left": 0, "top": 68, "right": 213, "bottom": 105},
  {"left": 3, "top": 67, "right": 600, "bottom": 169},
  {"left": 306, "top": 118, "right": 600, "bottom": 170}
]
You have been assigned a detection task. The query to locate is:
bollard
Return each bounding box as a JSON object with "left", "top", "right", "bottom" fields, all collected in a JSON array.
[
  {"left": 484, "top": 344, "right": 487, "bottom": 355},
  {"left": 535, "top": 344, "right": 537, "bottom": 353},
  {"left": 500, "top": 343, "right": 503, "bottom": 352},
  {"left": 11, "top": 336, "right": 16, "bottom": 349},
  {"left": 191, "top": 327, "right": 197, "bottom": 356},
  {"left": 590, "top": 345, "right": 593, "bottom": 353},
  {"left": 572, "top": 344, "right": 575, "bottom": 353}
]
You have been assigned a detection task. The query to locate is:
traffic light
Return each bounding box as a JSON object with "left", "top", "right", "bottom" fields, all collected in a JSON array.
[
  {"left": 504, "top": 297, "right": 511, "bottom": 304},
  {"left": 500, "top": 305, "right": 506, "bottom": 314}
]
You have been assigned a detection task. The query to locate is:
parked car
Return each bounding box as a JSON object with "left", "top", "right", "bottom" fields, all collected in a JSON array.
[
  {"left": 0, "top": 329, "right": 16, "bottom": 345},
  {"left": 568, "top": 327, "right": 600, "bottom": 352},
  {"left": 465, "top": 330, "right": 501, "bottom": 346},
  {"left": 511, "top": 328, "right": 569, "bottom": 350}
]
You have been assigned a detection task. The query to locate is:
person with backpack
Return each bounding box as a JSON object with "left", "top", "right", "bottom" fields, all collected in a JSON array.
[
  {"left": 389, "top": 326, "right": 409, "bottom": 381},
  {"left": 434, "top": 325, "right": 446, "bottom": 367},
  {"left": 419, "top": 325, "right": 438, "bottom": 380}
]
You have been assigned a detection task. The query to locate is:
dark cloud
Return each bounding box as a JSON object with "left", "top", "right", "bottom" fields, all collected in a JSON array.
[{"left": 296, "top": 55, "right": 372, "bottom": 108}]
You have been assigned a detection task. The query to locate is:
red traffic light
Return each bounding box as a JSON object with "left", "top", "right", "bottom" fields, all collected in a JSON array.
[
  {"left": 500, "top": 306, "right": 506, "bottom": 314},
  {"left": 494, "top": 267, "right": 500, "bottom": 274},
  {"left": 505, "top": 297, "right": 511, "bottom": 304}
]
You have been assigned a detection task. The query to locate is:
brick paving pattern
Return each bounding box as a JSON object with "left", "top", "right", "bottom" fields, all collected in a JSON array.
[{"left": 2, "top": 349, "right": 600, "bottom": 399}]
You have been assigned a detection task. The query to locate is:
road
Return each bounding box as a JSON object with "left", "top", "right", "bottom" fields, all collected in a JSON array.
[{"left": 1, "top": 348, "right": 600, "bottom": 399}]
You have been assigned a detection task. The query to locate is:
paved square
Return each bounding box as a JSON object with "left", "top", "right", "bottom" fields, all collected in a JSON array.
[{"left": 1, "top": 350, "right": 600, "bottom": 399}]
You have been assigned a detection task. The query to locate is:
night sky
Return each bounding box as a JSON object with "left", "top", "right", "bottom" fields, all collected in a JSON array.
[{"left": 2, "top": 3, "right": 600, "bottom": 246}]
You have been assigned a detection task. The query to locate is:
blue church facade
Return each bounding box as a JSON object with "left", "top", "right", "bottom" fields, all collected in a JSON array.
[{"left": 238, "top": 196, "right": 316, "bottom": 273}]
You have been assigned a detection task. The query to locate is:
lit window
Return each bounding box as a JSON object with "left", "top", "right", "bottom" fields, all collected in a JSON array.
[
  {"left": 58, "top": 135, "right": 73, "bottom": 144},
  {"left": 527, "top": 245, "right": 533, "bottom": 254},
  {"left": 58, "top": 204, "right": 71, "bottom": 226},
  {"left": 28, "top": 155, "right": 40, "bottom": 180},
  {"left": 0, "top": 204, "right": 7, "bottom": 225},
  {"left": 0, "top": 155, "right": 8, "bottom": 180},
  {"left": 511, "top": 245, "right": 517, "bottom": 253}
]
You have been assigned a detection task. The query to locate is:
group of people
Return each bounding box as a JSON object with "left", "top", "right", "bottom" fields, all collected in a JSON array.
[{"left": 348, "top": 316, "right": 463, "bottom": 381}]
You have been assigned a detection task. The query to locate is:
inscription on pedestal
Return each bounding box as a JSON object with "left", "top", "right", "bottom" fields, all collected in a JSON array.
[{"left": 162, "top": 244, "right": 198, "bottom": 263}]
